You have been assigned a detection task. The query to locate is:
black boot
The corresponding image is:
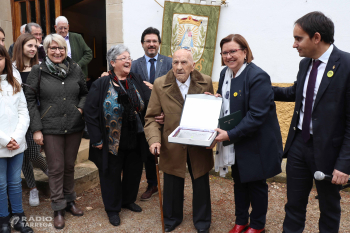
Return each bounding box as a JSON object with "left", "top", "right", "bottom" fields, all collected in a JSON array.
[
  {"left": 12, "top": 213, "right": 33, "bottom": 233},
  {"left": 0, "top": 215, "right": 11, "bottom": 233}
]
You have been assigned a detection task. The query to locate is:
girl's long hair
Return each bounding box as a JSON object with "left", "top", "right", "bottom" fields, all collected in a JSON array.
[
  {"left": 12, "top": 34, "right": 39, "bottom": 72},
  {"left": 0, "top": 45, "right": 21, "bottom": 94}
]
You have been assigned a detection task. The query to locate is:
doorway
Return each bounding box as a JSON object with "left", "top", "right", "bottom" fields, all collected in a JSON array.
[{"left": 62, "top": 0, "right": 107, "bottom": 79}]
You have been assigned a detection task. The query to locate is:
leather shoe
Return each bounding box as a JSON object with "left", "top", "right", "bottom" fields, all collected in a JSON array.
[
  {"left": 12, "top": 214, "right": 33, "bottom": 233},
  {"left": 229, "top": 223, "right": 249, "bottom": 233},
  {"left": 65, "top": 201, "right": 84, "bottom": 216},
  {"left": 54, "top": 210, "right": 65, "bottom": 229},
  {"left": 164, "top": 222, "right": 180, "bottom": 232},
  {"left": 141, "top": 185, "right": 158, "bottom": 201},
  {"left": 122, "top": 203, "right": 142, "bottom": 212},
  {"left": 197, "top": 228, "right": 209, "bottom": 233},
  {"left": 108, "top": 214, "right": 120, "bottom": 226},
  {"left": 245, "top": 227, "right": 265, "bottom": 233},
  {"left": 0, "top": 215, "right": 11, "bottom": 233}
]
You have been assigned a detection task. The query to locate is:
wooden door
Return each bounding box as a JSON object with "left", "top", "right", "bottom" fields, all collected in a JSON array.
[{"left": 11, "top": 0, "right": 62, "bottom": 42}]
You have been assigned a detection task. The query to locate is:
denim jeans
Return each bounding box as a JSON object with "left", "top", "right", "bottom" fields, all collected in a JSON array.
[{"left": 0, "top": 153, "right": 24, "bottom": 217}]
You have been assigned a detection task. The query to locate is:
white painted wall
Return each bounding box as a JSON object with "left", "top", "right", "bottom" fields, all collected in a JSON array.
[{"left": 123, "top": 0, "right": 350, "bottom": 83}]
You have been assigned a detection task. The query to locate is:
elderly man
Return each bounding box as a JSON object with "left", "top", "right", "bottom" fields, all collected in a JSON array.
[
  {"left": 130, "top": 27, "right": 172, "bottom": 201},
  {"left": 144, "top": 49, "right": 213, "bottom": 233},
  {"left": 54, "top": 16, "right": 92, "bottom": 78}
]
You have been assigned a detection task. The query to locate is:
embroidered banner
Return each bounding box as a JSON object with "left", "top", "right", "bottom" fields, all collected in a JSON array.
[{"left": 160, "top": 1, "right": 221, "bottom": 76}]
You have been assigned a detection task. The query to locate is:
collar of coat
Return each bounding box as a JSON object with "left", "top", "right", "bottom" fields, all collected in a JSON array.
[{"left": 163, "top": 69, "right": 208, "bottom": 107}]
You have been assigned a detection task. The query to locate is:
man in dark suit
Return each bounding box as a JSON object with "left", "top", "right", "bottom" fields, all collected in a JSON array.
[
  {"left": 54, "top": 16, "right": 92, "bottom": 78},
  {"left": 273, "top": 11, "right": 350, "bottom": 233},
  {"left": 130, "top": 27, "right": 172, "bottom": 201}
]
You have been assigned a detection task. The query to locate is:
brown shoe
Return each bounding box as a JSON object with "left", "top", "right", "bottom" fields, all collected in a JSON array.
[
  {"left": 65, "top": 201, "right": 84, "bottom": 216},
  {"left": 141, "top": 185, "right": 158, "bottom": 201},
  {"left": 54, "top": 210, "right": 65, "bottom": 229}
]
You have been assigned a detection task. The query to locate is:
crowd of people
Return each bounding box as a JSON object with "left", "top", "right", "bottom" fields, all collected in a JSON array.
[{"left": 0, "top": 11, "right": 349, "bottom": 233}]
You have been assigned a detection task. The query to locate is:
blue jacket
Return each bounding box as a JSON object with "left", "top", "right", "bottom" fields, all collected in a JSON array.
[{"left": 218, "top": 63, "right": 283, "bottom": 183}]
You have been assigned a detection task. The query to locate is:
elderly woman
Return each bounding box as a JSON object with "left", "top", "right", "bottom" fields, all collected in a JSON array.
[
  {"left": 25, "top": 34, "right": 88, "bottom": 229},
  {"left": 211, "top": 34, "right": 283, "bottom": 233},
  {"left": 84, "top": 44, "right": 151, "bottom": 227}
]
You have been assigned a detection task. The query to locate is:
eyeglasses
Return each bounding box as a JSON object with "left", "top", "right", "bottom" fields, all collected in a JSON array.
[
  {"left": 57, "top": 27, "right": 68, "bottom": 30},
  {"left": 115, "top": 57, "right": 133, "bottom": 62},
  {"left": 220, "top": 49, "right": 244, "bottom": 57},
  {"left": 48, "top": 46, "right": 65, "bottom": 52},
  {"left": 144, "top": 40, "right": 159, "bottom": 44}
]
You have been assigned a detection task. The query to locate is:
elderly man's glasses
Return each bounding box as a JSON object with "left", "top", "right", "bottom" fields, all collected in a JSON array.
[
  {"left": 57, "top": 27, "right": 68, "bottom": 30},
  {"left": 49, "top": 46, "right": 65, "bottom": 52},
  {"left": 115, "top": 57, "right": 133, "bottom": 62},
  {"left": 221, "top": 49, "right": 244, "bottom": 57}
]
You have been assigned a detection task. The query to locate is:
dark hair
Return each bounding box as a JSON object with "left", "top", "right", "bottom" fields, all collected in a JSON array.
[
  {"left": 25, "top": 22, "right": 42, "bottom": 34},
  {"left": 141, "top": 27, "right": 161, "bottom": 43},
  {"left": 0, "top": 45, "right": 21, "bottom": 94},
  {"left": 295, "top": 11, "right": 334, "bottom": 44},
  {"left": 219, "top": 34, "right": 254, "bottom": 66},
  {"left": 12, "top": 34, "right": 39, "bottom": 72},
  {"left": 0, "top": 27, "right": 5, "bottom": 36}
]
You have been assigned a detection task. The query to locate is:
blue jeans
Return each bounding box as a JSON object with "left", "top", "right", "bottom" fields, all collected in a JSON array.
[{"left": 0, "top": 153, "right": 24, "bottom": 217}]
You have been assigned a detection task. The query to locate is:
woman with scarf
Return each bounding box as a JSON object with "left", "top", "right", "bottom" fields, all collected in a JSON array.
[
  {"left": 210, "top": 34, "right": 283, "bottom": 233},
  {"left": 24, "top": 34, "right": 88, "bottom": 230},
  {"left": 84, "top": 44, "right": 151, "bottom": 227}
]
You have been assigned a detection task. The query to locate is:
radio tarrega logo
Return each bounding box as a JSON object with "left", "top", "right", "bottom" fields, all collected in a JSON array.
[{"left": 10, "top": 216, "right": 53, "bottom": 228}]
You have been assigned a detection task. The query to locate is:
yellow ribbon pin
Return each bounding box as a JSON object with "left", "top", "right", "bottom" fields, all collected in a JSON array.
[
  {"left": 233, "top": 92, "right": 238, "bottom": 97},
  {"left": 327, "top": 70, "right": 334, "bottom": 78}
]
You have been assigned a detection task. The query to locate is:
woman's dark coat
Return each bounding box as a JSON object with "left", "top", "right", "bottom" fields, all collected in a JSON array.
[
  {"left": 217, "top": 63, "right": 283, "bottom": 183},
  {"left": 84, "top": 73, "right": 151, "bottom": 174},
  {"left": 25, "top": 57, "right": 88, "bottom": 134}
]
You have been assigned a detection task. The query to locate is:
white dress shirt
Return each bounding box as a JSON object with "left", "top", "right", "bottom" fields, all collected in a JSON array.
[
  {"left": 176, "top": 75, "right": 191, "bottom": 100},
  {"left": 297, "top": 44, "right": 333, "bottom": 134},
  {"left": 64, "top": 33, "right": 72, "bottom": 58}
]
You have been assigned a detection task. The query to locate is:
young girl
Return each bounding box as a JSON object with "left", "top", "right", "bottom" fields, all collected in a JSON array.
[
  {"left": 0, "top": 46, "right": 33, "bottom": 232},
  {"left": 12, "top": 33, "right": 48, "bottom": 207}
]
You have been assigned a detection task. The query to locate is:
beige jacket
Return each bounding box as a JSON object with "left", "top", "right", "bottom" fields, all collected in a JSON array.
[{"left": 144, "top": 69, "right": 214, "bottom": 179}]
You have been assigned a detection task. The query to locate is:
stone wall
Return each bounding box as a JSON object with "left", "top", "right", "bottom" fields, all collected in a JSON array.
[
  {"left": 212, "top": 82, "right": 294, "bottom": 148},
  {"left": 0, "top": 0, "right": 13, "bottom": 49}
]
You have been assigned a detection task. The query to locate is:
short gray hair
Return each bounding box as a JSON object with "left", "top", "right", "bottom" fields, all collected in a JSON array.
[
  {"left": 25, "top": 23, "right": 42, "bottom": 33},
  {"left": 55, "top": 16, "right": 69, "bottom": 25},
  {"left": 20, "top": 24, "right": 26, "bottom": 34},
  {"left": 43, "top": 34, "right": 68, "bottom": 58},
  {"left": 107, "top": 44, "right": 130, "bottom": 70}
]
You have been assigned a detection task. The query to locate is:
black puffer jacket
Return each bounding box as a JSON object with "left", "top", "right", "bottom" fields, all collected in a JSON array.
[{"left": 25, "top": 57, "right": 88, "bottom": 134}]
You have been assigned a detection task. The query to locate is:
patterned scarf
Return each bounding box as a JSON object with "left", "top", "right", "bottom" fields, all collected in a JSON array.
[{"left": 45, "top": 56, "right": 69, "bottom": 78}]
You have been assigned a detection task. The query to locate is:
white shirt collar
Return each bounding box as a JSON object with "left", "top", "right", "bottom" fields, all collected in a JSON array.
[
  {"left": 0, "top": 74, "right": 7, "bottom": 81},
  {"left": 176, "top": 75, "right": 191, "bottom": 88},
  {"left": 234, "top": 63, "right": 247, "bottom": 78},
  {"left": 317, "top": 44, "right": 333, "bottom": 64},
  {"left": 144, "top": 54, "right": 159, "bottom": 62}
]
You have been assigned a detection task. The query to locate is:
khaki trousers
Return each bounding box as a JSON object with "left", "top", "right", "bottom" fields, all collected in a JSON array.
[{"left": 43, "top": 131, "right": 82, "bottom": 211}]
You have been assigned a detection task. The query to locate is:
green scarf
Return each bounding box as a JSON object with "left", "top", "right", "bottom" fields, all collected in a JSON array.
[{"left": 45, "top": 56, "right": 69, "bottom": 78}]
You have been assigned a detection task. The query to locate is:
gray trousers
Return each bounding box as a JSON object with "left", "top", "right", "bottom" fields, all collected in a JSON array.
[{"left": 43, "top": 131, "right": 82, "bottom": 211}]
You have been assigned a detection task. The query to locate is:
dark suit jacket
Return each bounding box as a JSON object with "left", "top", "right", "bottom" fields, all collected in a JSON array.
[
  {"left": 69, "top": 32, "right": 92, "bottom": 77},
  {"left": 273, "top": 45, "right": 350, "bottom": 175},
  {"left": 218, "top": 63, "right": 283, "bottom": 183},
  {"left": 130, "top": 54, "right": 172, "bottom": 83}
]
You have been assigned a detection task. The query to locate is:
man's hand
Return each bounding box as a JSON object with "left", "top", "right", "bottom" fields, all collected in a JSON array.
[
  {"left": 204, "top": 92, "right": 221, "bottom": 98},
  {"left": 6, "top": 138, "right": 20, "bottom": 150},
  {"left": 332, "top": 169, "right": 349, "bottom": 185},
  {"left": 143, "top": 81, "right": 153, "bottom": 90},
  {"left": 214, "top": 128, "right": 230, "bottom": 142},
  {"left": 33, "top": 131, "right": 44, "bottom": 145},
  {"left": 93, "top": 144, "right": 103, "bottom": 150},
  {"left": 99, "top": 72, "right": 109, "bottom": 78},
  {"left": 150, "top": 142, "right": 161, "bottom": 155},
  {"left": 155, "top": 112, "right": 164, "bottom": 124}
]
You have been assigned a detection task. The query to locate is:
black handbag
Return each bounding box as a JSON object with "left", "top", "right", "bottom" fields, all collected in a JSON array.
[{"left": 22, "top": 68, "right": 42, "bottom": 108}]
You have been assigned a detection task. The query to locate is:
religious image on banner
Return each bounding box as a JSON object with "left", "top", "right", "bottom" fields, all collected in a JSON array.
[
  {"left": 171, "top": 14, "right": 208, "bottom": 64},
  {"left": 160, "top": 1, "right": 221, "bottom": 76}
]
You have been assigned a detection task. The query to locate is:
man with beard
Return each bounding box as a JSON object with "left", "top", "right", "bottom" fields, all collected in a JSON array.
[{"left": 130, "top": 27, "right": 172, "bottom": 201}]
